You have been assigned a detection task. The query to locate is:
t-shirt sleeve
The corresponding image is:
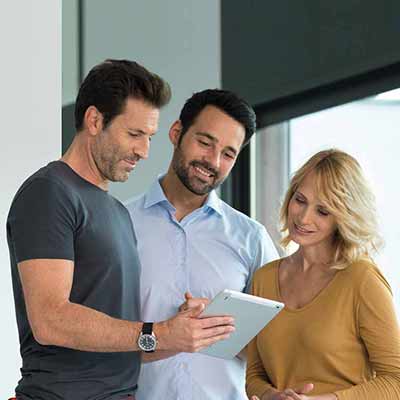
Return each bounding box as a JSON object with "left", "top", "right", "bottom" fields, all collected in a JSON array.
[
  {"left": 8, "top": 177, "right": 76, "bottom": 262},
  {"left": 335, "top": 266, "right": 400, "bottom": 400},
  {"left": 244, "top": 225, "right": 279, "bottom": 294}
]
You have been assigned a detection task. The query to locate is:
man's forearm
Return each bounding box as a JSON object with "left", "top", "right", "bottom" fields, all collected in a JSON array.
[
  {"left": 33, "top": 301, "right": 143, "bottom": 352},
  {"left": 32, "top": 300, "right": 234, "bottom": 355}
]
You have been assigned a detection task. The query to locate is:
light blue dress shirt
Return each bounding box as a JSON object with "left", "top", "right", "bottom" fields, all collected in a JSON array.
[{"left": 126, "top": 177, "right": 278, "bottom": 400}]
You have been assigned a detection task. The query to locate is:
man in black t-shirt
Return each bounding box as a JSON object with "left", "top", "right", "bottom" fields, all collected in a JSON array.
[{"left": 7, "top": 60, "right": 234, "bottom": 400}]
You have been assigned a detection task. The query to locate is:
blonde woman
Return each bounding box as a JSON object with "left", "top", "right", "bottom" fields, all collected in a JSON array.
[{"left": 246, "top": 149, "right": 400, "bottom": 400}]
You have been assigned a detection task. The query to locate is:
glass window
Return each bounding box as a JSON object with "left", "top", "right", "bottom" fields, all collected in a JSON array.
[{"left": 289, "top": 94, "right": 400, "bottom": 315}]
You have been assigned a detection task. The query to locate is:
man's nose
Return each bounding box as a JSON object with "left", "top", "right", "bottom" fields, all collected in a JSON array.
[
  {"left": 135, "top": 136, "right": 150, "bottom": 160},
  {"left": 206, "top": 149, "right": 221, "bottom": 170}
]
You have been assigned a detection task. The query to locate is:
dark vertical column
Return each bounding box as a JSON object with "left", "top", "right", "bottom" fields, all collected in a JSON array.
[
  {"left": 221, "top": 144, "right": 251, "bottom": 216},
  {"left": 220, "top": 0, "right": 251, "bottom": 216}
]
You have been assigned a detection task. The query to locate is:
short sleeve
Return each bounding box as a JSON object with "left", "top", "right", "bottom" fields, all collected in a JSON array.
[{"left": 7, "top": 177, "right": 76, "bottom": 262}]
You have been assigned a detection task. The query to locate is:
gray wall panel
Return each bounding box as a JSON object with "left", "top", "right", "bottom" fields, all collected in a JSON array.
[{"left": 82, "top": 0, "right": 221, "bottom": 201}]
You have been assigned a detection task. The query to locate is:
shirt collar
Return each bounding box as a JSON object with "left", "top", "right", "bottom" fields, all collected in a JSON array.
[
  {"left": 203, "top": 189, "right": 223, "bottom": 216},
  {"left": 143, "top": 175, "right": 170, "bottom": 209},
  {"left": 144, "top": 175, "right": 223, "bottom": 216}
]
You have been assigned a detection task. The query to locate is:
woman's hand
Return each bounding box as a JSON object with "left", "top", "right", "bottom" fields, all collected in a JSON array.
[
  {"left": 178, "top": 292, "right": 209, "bottom": 312},
  {"left": 251, "top": 385, "right": 337, "bottom": 400},
  {"left": 251, "top": 383, "right": 314, "bottom": 400},
  {"left": 297, "top": 395, "right": 337, "bottom": 400}
]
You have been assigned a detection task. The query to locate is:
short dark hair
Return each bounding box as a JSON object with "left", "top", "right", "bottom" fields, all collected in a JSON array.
[
  {"left": 178, "top": 89, "right": 256, "bottom": 147},
  {"left": 74, "top": 59, "right": 171, "bottom": 131}
]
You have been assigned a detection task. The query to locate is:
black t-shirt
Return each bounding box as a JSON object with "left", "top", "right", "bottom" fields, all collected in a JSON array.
[{"left": 7, "top": 161, "right": 141, "bottom": 400}]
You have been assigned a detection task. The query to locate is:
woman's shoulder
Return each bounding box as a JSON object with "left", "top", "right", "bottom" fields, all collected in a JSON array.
[
  {"left": 252, "top": 259, "right": 281, "bottom": 297},
  {"left": 342, "top": 259, "right": 391, "bottom": 294},
  {"left": 255, "top": 258, "right": 281, "bottom": 278},
  {"left": 344, "top": 259, "right": 381, "bottom": 277}
]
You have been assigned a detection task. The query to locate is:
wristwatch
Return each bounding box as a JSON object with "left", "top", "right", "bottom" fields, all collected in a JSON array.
[{"left": 137, "top": 322, "right": 157, "bottom": 352}]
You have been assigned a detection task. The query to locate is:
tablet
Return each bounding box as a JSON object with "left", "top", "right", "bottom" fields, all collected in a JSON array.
[{"left": 199, "top": 289, "right": 284, "bottom": 359}]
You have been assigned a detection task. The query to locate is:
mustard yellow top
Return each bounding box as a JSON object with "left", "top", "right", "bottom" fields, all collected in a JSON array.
[{"left": 246, "top": 259, "right": 400, "bottom": 400}]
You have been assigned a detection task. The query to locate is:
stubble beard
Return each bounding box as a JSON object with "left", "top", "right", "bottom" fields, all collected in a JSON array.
[
  {"left": 92, "top": 134, "right": 129, "bottom": 183},
  {"left": 171, "top": 147, "right": 223, "bottom": 195}
]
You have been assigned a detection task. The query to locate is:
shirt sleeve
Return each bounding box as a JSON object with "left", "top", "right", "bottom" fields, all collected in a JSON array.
[
  {"left": 244, "top": 225, "right": 279, "bottom": 294},
  {"left": 335, "top": 266, "right": 400, "bottom": 400},
  {"left": 8, "top": 177, "right": 76, "bottom": 262},
  {"left": 246, "top": 273, "right": 275, "bottom": 397}
]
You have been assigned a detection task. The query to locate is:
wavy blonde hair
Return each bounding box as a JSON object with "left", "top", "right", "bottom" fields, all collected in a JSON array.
[{"left": 280, "top": 149, "right": 383, "bottom": 269}]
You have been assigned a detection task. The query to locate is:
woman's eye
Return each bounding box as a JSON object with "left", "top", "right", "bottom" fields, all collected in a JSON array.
[
  {"left": 318, "top": 208, "right": 329, "bottom": 216},
  {"left": 295, "top": 196, "right": 305, "bottom": 204}
]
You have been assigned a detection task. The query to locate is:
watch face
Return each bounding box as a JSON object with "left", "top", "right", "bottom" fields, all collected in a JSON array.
[{"left": 138, "top": 334, "right": 156, "bottom": 351}]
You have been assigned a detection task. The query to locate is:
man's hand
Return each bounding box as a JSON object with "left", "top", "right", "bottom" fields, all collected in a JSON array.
[
  {"left": 178, "top": 292, "right": 209, "bottom": 312},
  {"left": 155, "top": 302, "right": 234, "bottom": 353}
]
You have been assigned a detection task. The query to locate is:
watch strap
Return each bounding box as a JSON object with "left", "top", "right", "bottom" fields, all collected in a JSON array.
[{"left": 142, "top": 322, "right": 153, "bottom": 335}]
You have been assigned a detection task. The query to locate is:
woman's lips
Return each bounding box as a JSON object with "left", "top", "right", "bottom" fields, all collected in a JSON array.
[{"left": 294, "top": 223, "right": 314, "bottom": 234}]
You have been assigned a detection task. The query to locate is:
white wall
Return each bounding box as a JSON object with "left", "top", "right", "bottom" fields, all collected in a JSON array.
[{"left": 0, "top": 1, "right": 61, "bottom": 396}]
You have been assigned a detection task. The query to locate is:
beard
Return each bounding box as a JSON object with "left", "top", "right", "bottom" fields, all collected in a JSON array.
[
  {"left": 171, "top": 147, "right": 225, "bottom": 195},
  {"left": 92, "top": 131, "right": 137, "bottom": 183}
]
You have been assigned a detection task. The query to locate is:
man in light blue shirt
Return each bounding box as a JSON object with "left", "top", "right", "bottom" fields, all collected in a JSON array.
[{"left": 126, "top": 89, "right": 278, "bottom": 400}]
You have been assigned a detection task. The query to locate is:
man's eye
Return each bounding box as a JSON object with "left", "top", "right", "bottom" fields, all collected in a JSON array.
[
  {"left": 224, "top": 152, "right": 235, "bottom": 160},
  {"left": 199, "top": 140, "right": 210, "bottom": 147}
]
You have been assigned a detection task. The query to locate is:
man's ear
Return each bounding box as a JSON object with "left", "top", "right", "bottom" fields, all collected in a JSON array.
[
  {"left": 84, "top": 106, "right": 104, "bottom": 136},
  {"left": 169, "top": 120, "right": 183, "bottom": 147}
]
